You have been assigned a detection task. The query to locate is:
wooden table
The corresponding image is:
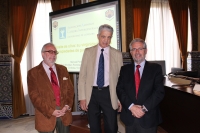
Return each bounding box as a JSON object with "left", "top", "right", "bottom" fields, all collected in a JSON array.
[{"left": 160, "top": 77, "right": 200, "bottom": 133}]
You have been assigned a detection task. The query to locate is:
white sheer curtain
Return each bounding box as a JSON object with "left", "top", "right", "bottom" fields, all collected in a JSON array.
[
  {"left": 145, "top": 0, "right": 181, "bottom": 74},
  {"left": 21, "top": 0, "right": 52, "bottom": 115},
  {"left": 187, "top": 10, "right": 192, "bottom": 52}
]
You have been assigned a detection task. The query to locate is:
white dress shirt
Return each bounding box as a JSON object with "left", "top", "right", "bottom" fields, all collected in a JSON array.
[
  {"left": 42, "top": 61, "right": 60, "bottom": 86},
  {"left": 93, "top": 44, "right": 110, "bottom": 86}
]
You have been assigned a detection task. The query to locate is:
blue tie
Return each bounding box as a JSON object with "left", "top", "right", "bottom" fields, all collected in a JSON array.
[{"left": 97, "top": 49, "right": 104, "bottom": 88}]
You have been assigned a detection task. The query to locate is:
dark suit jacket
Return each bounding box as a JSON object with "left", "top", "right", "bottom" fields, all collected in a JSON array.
[
  {"left": 27, "top": 62, "right": 74, "bottom": 132},
  {"left": 116, "top": 61, "right": 165, "bottom": 128}
]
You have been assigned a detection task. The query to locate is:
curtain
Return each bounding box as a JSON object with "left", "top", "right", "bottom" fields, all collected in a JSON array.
[
  {"left": 21, "top": 0, "right": 52, "bottom": 115},
  {"left": 145, "top": 0, "right": 181, "bottom": 74},
  {"left": 10, "top": 0, "right": 38, "bottom": 118},
  {"left": 132, "top": 0, "right": 151, "bottom": 40},
  {"left": 168, "top": 0, "right": 189, "bottom": 70},
  {"left": 51, "top": 0, "right": 72, "bottom": 11},
  {"left": 187, "top": 11, "right": 192, "bottom": 52}
]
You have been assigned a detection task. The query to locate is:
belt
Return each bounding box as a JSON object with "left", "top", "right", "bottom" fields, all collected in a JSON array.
[{"left": 93, "top": 86, "right": 109, "bottom": 90}]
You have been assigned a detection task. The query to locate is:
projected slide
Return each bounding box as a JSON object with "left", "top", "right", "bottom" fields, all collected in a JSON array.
[{"left": 51, "top": 1, "right": 120, "bottom": 72}]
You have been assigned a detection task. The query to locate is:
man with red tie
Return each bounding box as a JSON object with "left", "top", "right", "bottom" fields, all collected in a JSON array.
[
  {"left": 116, "top": 38, "right": 165, "bottom": 133},
  {"left": 27, "top": 43, "right": 74, "bottom": 133}
]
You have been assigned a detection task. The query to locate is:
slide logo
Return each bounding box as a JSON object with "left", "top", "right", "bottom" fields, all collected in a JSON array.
[
  {"left": 59, "top": 27, "right": 66, "bottom": 39},
  {"left": 105, "top": 9, "right": 114, "bottom": 20},
  {"left": 53, "top": 21, "right": 58, "bottom": 29}
]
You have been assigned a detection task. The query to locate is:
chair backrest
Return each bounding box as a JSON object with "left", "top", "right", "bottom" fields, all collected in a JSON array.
[
  {"left": 171, "top": 67, "right": 184, "bottom": 73},
  {"left": 149, "top": 60, "right": 166, "bottom": 76}
]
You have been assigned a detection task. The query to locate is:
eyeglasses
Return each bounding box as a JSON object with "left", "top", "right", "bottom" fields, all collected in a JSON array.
[
  {"left": 130, "top": 48, "right": 146, "bottom": 52},
  {"left": 43, "top": 50, "right": 59, "bottom": 55}
]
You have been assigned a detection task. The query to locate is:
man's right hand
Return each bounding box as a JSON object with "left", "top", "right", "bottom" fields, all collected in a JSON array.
[
  {"left": 80, "top": 100, "right": 88, "bottom": 111},
  {"left": 52, "top": 110, "right": 65, "bottom": 117},
  {"left": 130, "top": 105, "right": 145, "bottom": 118}
]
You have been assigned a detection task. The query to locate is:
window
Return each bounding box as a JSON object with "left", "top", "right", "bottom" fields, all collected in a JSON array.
[{"left": 145, "top": 0, "right": 191, "bottom": 74}]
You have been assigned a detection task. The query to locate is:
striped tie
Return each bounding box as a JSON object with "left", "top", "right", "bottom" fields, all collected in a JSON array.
[
  {"left": 97, "top": 49, "right": 104, "bottom": 88},
  {"left": 49, "top": 67, "right": 60, "bottom": 106}
]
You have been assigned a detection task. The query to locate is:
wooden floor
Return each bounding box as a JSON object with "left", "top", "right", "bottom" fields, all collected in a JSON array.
[
  {"left": 157, "top": 126, "right": 168, "bottom": 133},
  {"left": 71, "top": 115, "right": 168, "bottom": 133},
  {"left": 0, "top": 115, "right": 168, "bottom": 133}
]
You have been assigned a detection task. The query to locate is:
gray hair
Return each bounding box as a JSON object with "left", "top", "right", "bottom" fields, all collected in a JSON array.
[
  {"left": 129, "top": 38, "right": 147, "bottom": 50},
  {"left": 41, "top": 43, "right": 55, "bottom": 53},
  {"left": 98, "top": 24, "right": 113, "bottom": 35}
]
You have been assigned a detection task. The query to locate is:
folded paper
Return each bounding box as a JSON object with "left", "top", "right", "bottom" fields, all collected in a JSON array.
[{"left": 193, "top": 84, "right": 200, "bottom": 91}]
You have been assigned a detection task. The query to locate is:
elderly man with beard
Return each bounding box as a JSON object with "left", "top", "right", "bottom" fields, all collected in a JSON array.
[
  {"left": 27, "top": 43, "right": 74, "bottom": 133},
  {"left": 116, "top": 38, "right": 165, "bottom": 133}
]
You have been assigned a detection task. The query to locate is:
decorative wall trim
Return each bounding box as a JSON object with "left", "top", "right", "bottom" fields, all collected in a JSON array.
[
  {"left": 0, "top": 54, "right": 11, "bottom": 62},
  {"left": 187, "top": 51, "right": 200, "bottom": 71},
  {"left": 0, "top": 54, "right": 12, "bottom": 119}
]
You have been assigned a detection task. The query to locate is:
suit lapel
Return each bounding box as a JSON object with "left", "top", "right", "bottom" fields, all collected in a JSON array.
[
  {"left": 91, "top": 45, "right": 98, "bottom": 67},
  {"left": 109, "top": 47, "right": 120, "bottom": 85},
  {"left": 138, "top": 61, "right": 150, "bottom": 95},
  {"left": 140, "top": 61, "right": 149, "bottom": 85},
  {"left": 37, "top": 63, "right": 54, "bottom": 96},
  {"left": 90, "top": 45, "right": 98, "bottom": 80},
  {"left": 109, "top": 47, "right": 115, "bottom": 78},
  {"left": 131, "top": 63, "right": 136, "bottom": 95},
  {"left": 56, "top": 65, "right": 63, "bottom": 90}
]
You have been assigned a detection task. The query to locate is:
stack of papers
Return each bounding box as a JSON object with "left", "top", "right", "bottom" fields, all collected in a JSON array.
[
  {"left": 169, "top": 77, "right": 191, "bottom": 85},
  {"left": 193, "top": 84, "right": 200, "bottom": 91}
]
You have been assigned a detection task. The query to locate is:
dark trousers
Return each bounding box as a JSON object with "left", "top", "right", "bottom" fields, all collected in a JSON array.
[
  {"left": 126, "top": 119, "right": 157, "bottom": 133},
  {"left": 39, "top": 116, "right": 70, "bottom": 133},
  {"left": 88, "top": 87, "right": 118, "bottom": 133}
]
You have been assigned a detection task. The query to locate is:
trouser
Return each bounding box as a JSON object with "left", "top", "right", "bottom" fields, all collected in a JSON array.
[
  {"left": 88, "top": 86, "right": 118, "bottom": 133},
  {"left": 39, "top": 106, "right": 70, "bottom": 133},
  {"left": 38, "top": 117, "right": 70, "bottom": 133},
  {"left": 126, "top": 119, "right": 157, "bottom": 133}
]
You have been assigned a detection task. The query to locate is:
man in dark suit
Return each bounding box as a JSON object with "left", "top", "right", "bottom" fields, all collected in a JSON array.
[
  {"left": 27, "top": 43, "right": 74, "bottom": 133},
  {"left": 78, "top": 24, "right": 123, "bottom": 133},
  {"left": 116, "top": 38, "right": 165, "bottom": 133}
]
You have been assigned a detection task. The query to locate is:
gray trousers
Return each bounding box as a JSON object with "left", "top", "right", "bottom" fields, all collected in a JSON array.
[
  {"left": 39, "top": 106, "right": 70, "bottom": 133},
  {"left": 38, "top": 117, "right": 70, "bottom": 133}
]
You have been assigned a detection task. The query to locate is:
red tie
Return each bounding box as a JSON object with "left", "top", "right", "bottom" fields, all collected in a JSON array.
[
  {"left": 135, "top": 65, "right": 141, "bottom": 99},
  {"left": 49, "top": 67, "right": 60, "bottom": 106}
]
